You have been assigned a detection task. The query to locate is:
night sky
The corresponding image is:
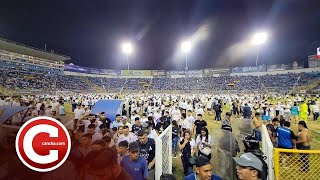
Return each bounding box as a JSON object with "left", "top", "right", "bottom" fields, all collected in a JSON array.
[{"left": 0, "top": 0, "right": 319, "bottom": 70}]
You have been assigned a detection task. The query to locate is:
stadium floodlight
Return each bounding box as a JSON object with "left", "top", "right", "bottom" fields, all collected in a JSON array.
[
  {"left": 121, "top": 42, "right": 134, "bottom": 70},
  {"left": 180, "top": 40, "right": 192, "bottom": 71},
  {"left": 181, "top": 40, "right": 192, "bottom": 53},
  {"left": 251, "top": 32, "right": 268, "bottom": 66}
]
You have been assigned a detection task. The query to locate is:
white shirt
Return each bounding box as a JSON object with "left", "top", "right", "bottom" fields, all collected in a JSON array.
[
  {"left": 117, "top": 133, "right": 137, "bottom": 145},
  {"left": 312, "top": 105, "right": 319, "bottom": 113},
  {"left": 36, "top": 103, "right": 42, "bottom": 111},
  {"left": 171, "top": 109, "right": 181, "bottom": 121},
  {"left": 181, "top": 119, "right": 192, "bottom": 130},
  {"left": 74, "top": 108, "right": 85, "bottom": 119},
  {"left": 195, "top": 108, "right": 204, "bottom": 116},
  {"left": 131, "top": 114, "right": 140, "bottom": 125},
  {"left": 186, "top": 115, "right": 195, "bottom": 125},
  {"left": 122, "top": 122, "right": 132, "bottom": 131},
  {"left": 196, "top": 135, "right": 212, "bottom": 152}
]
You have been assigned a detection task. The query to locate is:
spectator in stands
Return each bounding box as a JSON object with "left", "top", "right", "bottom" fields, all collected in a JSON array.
[
  {"left": 179, "top": 130, "right": 196, "bottom": 177},
  {"left": 233, "top": 153, "right": 264, "bottom": 180},
  {"left": 137, "top": 130, "right": 156, "bottom": 180},
  {"left": 121, "top": 141, "right": 148, "bottom": 180},
  {"left": 185, "top": 156, "right": 222, "bottom": 180}
]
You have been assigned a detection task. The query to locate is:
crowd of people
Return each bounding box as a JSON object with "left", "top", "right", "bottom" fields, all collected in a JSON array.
[
  {"left": 0, "top": 92, "right": 319, "bottom": 180},
  {"left": 0, "top": 67, "right": 318, "bottom": 93}
]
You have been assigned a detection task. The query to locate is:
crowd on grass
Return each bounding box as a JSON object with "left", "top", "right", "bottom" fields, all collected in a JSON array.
[{"left": 0, "top": 93, "right": 319, "bottom": 180}]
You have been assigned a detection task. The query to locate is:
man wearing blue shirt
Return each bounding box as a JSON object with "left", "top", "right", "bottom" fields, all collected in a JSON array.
[
  {"left": 185, "top": 156, "right": 222, "bottom": 180},
  {"left": 121, "top": 141, "right": 148, "bottom": 180},
  {"left": 277, "top": 121, "right": 296, "bottom": 149}
]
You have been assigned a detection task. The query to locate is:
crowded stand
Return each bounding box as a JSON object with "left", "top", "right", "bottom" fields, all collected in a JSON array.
[{"left": 0, "top": 66, "right": 318, "bottom": 92}]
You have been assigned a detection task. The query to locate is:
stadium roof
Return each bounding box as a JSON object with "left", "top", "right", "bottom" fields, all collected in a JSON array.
[{"left": 0, "top": 38, "right": 70, "bottom": 62}]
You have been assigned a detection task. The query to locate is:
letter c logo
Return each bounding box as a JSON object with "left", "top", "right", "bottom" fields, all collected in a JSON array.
[{"left": 16, "top": 116, "right": 70, "bottom": 172}]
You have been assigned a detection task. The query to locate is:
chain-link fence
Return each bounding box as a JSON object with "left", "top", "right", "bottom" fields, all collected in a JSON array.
[
  {"left": 155, "top": 125, "right": 172, "bottom": 180},
  {"left": 274, "top": 148, "right": 320, "bottom": 180}
]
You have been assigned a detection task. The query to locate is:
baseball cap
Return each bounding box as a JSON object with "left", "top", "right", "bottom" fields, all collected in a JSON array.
[
  {"left": 195, "top": 155, "right": 211, "bottom": 167},
  {"left": 122, "top": 116, "right": 127, "bottom": 119},
  {"left": 233, "top": 153, "right": 263, "bottom": 171},
  {"left": 128, "top": 141, "right": 140, "bottom": 152}
]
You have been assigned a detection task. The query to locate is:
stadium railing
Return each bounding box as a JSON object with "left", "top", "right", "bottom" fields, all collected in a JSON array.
[
  {"left": 273, "top": 148, "right": 320, "bottom": 180},
  {"left": 155, "top": 125, "right": 172, "bottom": 180},
  {"left": 261, "top": 124, "right": 275, "bottom": 180}
]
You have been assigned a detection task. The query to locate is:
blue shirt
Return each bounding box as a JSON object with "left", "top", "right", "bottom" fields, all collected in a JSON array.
[
  {"left": 121, "top": 155, "right": 148, "bottom": 180},
  {"left": 291, "top": 106, "right": 299, "bottom": 115},
  {"left": 185, "top": 172, "right": 222, "bottom": 180},
  {"left": 111, "top": 120, "right": 123, "bottom": 129},
  {"left": 277, "top": 126, "right": 296, "bottom": 149},
  {"left": 59, "top": 106, "right": 65, "bottom": 115}
]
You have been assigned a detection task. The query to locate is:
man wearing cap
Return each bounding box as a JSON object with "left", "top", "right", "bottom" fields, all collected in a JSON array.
[
  {"left": 121, "top": 141, "right": 149, "bottom": 180},
  {"left": 137, "top": 130, "right": 156, "bottom": 180},
  {"left": 233, "top": 153, "right": 264, "bottom": 180},
  {"left": 185, "top": 156, "right": 222, "bottom": 180}
]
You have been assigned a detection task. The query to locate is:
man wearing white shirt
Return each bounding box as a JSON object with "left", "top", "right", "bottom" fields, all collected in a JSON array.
[
  {"left": 186, "top": 110, "right": 195, "bottom": 126},
  {"left": 116, "top": 125, "right": 137, "bottom": 145},
  {"left": 74, "top": 105, "right": 85, "bottom": 130},
  {"left": 130, "top": 110, "right": 140, "bottom": 125},
  {"left": 0, "top": 98, "right": 5, "bottom": 106},
  {"left": 171, "top": 106, "right": 181, "bottom": 121},
  {"left": 195, "top": 105, "right": 204, "bottom": 116},
  {"left": 122, "top": 116, "right": 132, "bottom": 131},
  {"left": 312, "top": 102, "right": 319, "bottom": 121},
  {"left": 181, "top": 113, "right": 192, "bottom": 131}
]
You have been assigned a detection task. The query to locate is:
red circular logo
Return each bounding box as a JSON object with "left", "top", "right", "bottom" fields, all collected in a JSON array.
[{"left": 15, "top": 116, "right": 71, "bottom": 172}]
